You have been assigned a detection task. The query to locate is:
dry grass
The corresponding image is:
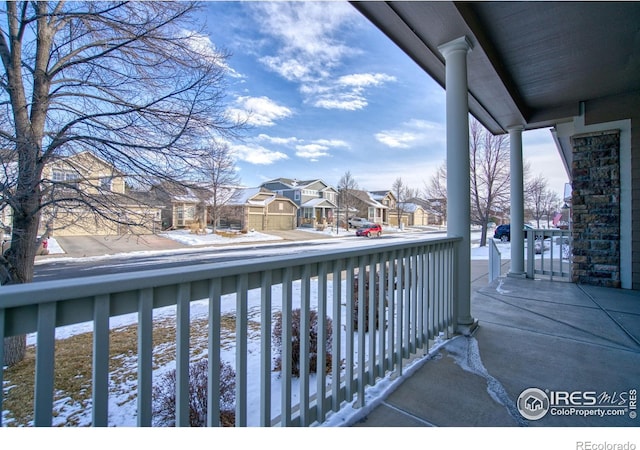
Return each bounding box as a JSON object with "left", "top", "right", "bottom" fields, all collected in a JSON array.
[{"left": 2, "top": 311, "right": 261, "bottom": 427}]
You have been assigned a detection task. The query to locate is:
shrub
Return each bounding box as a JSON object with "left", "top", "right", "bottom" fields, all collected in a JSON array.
[
  {"left": 152, "top": 359, "right": 236, "bottom": 427},
  {"left": 272, "top": 309, "right": 332, "bottom": 377}
]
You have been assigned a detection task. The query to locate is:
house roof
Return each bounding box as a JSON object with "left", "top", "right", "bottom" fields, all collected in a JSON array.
[
  {"left": 301, "top": 198, "right": 337, "bottom": 209},
  {"left": 229, "top": 187, "right": 298, "bottom": 208},
  {"left": 349, "top": 189, "right": 388, "bottom": 209},
  {"left": 398, "top": 202, "right": 426, "bottom": 214},
  {"left": 369, "top": 190, "right": 396, "bottom": 203},
  {"left": 50, "top": 151, "right": 125, "bottom": 177},
  {"left": 263, "top": 178, "right": 333, "bottom": 190}
]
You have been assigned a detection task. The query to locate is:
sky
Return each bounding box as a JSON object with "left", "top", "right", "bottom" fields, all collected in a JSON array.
[{"left": 196, "top": 1, "right": 570, "bottom": 196}]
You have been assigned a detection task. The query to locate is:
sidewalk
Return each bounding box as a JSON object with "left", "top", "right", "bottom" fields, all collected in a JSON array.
[{"left": 352, "top": 260, "right": 640, "bottom": 427}]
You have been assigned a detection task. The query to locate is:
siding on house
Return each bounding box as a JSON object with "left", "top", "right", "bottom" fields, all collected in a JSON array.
[{"left": 40, "top": 152, "right": 161, "bottom": 236}]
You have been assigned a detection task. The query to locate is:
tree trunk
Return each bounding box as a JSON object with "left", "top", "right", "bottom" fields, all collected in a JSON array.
[
  {"left": 1, "top": 159, "right": 43, "bottom": 366},
  {"left": 480, "top": 226, "right": 487, "bottom": 247},
  {"left": 3, "top": 335, "right": 27, "bottom": 367}
]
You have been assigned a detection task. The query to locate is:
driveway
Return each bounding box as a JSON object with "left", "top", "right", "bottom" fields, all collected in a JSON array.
[
  {"left": 261, "top": 229, "right": 337, "bottom": 241},
  {"left": 51, "top": 234, "right": 188, "bottom": 258}
]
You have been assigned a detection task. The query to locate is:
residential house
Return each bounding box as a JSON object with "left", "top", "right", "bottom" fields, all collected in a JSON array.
[
  {"left": 407, "top": 196, "right": 445, "bottom": 226},
  {"left": 149, "top": 182, "right": 211, "bottom": 230},
  {"left": 261, "top": 178, "right": 338, "bottom": 227},
  {"left": 368, "top": 190, "right": 396, "bottom": 225},
  {"left": 223, "top": 187, "right": 298, "bottom": 231},
  {"left": 41, "top": 152, "right": 162, "bottom": 236},
  {"left": 149, "top": 181, "right": 242, "bottom": 231},
  {"left": 370, "top": 190, "right": 410, "bottom": 227},
  {"left": 397, "top": 202, "right": 428, "bottom": 226},
  {"left": 344, "top": 189, "right": 388, "bottom": 225}
]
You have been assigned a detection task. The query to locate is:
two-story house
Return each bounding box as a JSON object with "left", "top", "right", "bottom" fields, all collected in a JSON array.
[
  {"left": 260, "top": 178, "right": 338, "bottom": 227},
  {"left": 343, "top": 189, "right": 389, "bottom": 225},
  {"left": 368, "top": 190, "right": 397, "bottom": 226},
  {"left": 40, "top": 151, "right": 163, "bottom": 236},
  {"left": 223, "top": 187, "right": 299, "bottom": 231}
]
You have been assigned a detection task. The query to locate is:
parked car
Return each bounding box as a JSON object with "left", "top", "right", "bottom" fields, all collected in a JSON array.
[
  {"left": 348, "top": 217, "right": 367, "bottom": 228},
  {"left": 493, "top": 224, "right": 511, "bottom": 241},
  {"left": 356, "top": 223, "right": 382, "bottom": 238},
  {"left": 494, "top": 224, "right": 541, "bottom": 242}
]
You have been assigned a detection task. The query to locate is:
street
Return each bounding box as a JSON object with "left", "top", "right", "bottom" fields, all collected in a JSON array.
[
  {"left": 32, "top": 230, "right": 487, "bottom": 282},
  {"left": 33, "top": 231, "right": 456, "bottom": 282}
]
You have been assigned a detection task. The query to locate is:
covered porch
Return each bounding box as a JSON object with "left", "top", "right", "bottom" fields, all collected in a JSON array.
[
  {"left": 352, "top": 258, "right": 640, "bottom": 427},
  {"left": 1, "top": 1, "right": 639, "bottom": 435}
]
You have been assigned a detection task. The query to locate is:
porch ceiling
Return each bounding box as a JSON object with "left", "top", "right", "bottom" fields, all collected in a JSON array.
[{"left": 351, "top": 1, "right": 640, "bottom": 135}]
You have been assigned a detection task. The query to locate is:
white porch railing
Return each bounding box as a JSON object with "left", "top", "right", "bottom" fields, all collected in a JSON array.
[
  {"left": 525, "top": 228, "right": 572, "bottom": 281},
  {"left": 1, "top": 237, "right": 460, "bottom": 427}
]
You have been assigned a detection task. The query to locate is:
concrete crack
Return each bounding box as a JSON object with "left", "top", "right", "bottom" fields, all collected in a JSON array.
[{"left": 446, "top": 336, "right": 529, "bottom": 426}]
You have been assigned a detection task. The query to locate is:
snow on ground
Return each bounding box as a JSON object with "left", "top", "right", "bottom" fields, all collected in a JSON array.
[
  {"left": 159, "top": 228, "right": 283, "bottom": 245},
  {"left": 14, "top": 277, "right": 453, "bottom": 428},
  {"left": 7, "top": 227, "right": 570, "bottom": 430}
]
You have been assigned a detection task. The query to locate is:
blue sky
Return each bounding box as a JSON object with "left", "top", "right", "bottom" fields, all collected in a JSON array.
[{"left": 201, "top": 1, "right": 569, "bottom": 196}]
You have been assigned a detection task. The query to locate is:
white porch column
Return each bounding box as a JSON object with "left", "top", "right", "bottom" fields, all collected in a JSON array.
[
  {"left": 508, "top": 125, "right": 526, "bottom": 277},
  {"left": 438, "top": 36, "right": 476, "bottom": 334}
]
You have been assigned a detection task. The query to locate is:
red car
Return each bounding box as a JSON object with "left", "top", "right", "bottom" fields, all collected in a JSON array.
[{"left": 356, "top": 223, "right": 382, "bottom": 238}]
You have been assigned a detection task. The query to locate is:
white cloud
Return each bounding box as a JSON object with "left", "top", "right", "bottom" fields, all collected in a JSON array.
[
  {"left": 257, "top": 134, "right": 299, "bottom": 145},
  {"left": 259, "top": 56, "right": 315, "bottom": 82},
  {"left": 295, "top": 143, "right": 330, "bottom": 161},
  {"left": 228, "top": 96, "right": 293, "bottom": 127},
  {"left": 338, "top": 73, "right": 396, "bottom": 87},
  {"left": 311, "top": 139, "right": 350, "bottom": 149},
  {"left": 181, "top": 30, "right": 243, "bottom": 78},
  {"left": 294, "top": 138, "right": 349, "bottom": 161},
  {"left": 250, "top": 2, "right": 358, "bottom": 78},
  {"left": 375, "top": 131, "right": 419, "bottom": 149},
  {"left": 248, "top": 2, "right": 395, "bottom": 111},
  {"left": 231, "top": 143, "right": 289, "bottom": 165},
  {"left": 310, "top": 72, "right": 396, "bottom": 111},
  {"left": 314, "top": 95, "right": 368, "bottom": 111},
  {"left": 375, "top": 119, "right": 445, "bottom": 149}
]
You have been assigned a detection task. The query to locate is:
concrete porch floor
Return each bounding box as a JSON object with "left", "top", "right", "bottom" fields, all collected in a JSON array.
[{"left": 351, "top": 260, "right": 640, "bottom": 427}]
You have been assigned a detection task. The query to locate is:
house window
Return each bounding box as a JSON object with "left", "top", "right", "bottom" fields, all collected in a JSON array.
[
  {"left": 52, "top": 169, "right": 79, "bottom": 188},
  {"left": 100, "top": 177, "right": 112, "bottom": 191},
  {"left": 294, "top": 191, "right": 300, "bottom": 201},
  {"left": 278, "top": 203, "right": 284, "bottom": 211}
]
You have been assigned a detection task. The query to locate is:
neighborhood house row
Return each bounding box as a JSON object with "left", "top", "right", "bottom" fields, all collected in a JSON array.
[{"left": 1, "top": 152, "right": 445, "bottom": 238}]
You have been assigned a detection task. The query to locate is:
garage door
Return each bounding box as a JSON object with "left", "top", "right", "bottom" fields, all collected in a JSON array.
[
  {"left": 248, "top": 213, "right": 264, "bottom": 231},
  {"left": 268, "top": 214, "right": 294, "bottom": 230}
]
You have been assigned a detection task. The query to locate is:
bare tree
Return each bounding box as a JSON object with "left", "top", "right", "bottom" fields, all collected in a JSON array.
[
  {"left": 470, "top": 118, "right": 511, "bottom": 246},
  {"left": 425, "top": 119, "right": 529, "bottom": 245},
  {"left": 392, "top": 177, "right": 414, "bottom": 228},
  {"left": 423, "top": 162, "right": 447, "bottom": 225},
  {"left": 0, "top": 1, "right": 242, "bottom": 365},
  {"left": 337, "top": 170, "right": 358, "bottom": 230},
  {"left": 526, "top": 175, "right": 561, "bottom": 227},
  {"left": 198, "top": 141, "right": 241, "bottom": 232}
]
